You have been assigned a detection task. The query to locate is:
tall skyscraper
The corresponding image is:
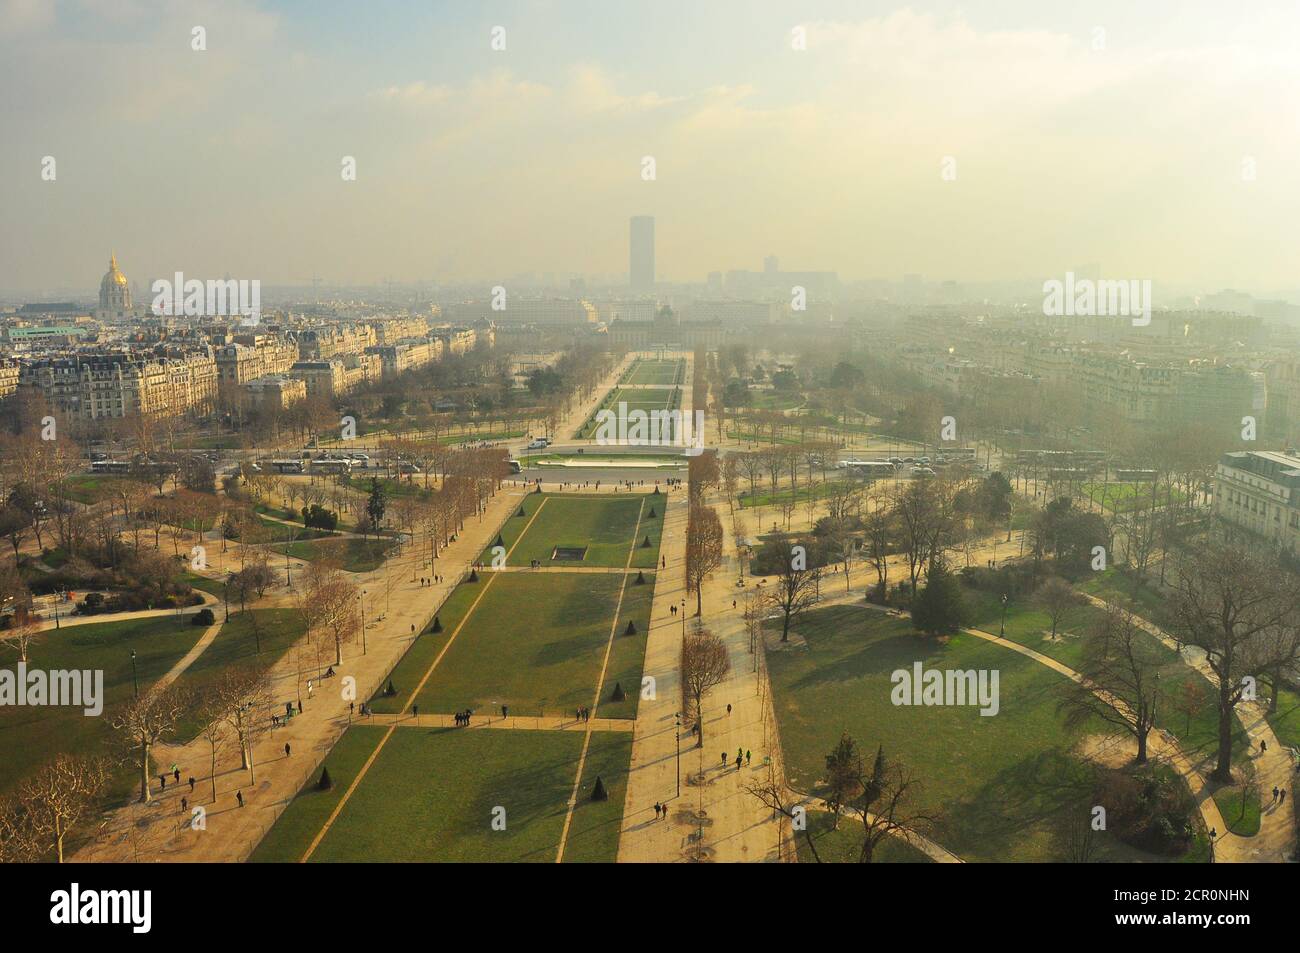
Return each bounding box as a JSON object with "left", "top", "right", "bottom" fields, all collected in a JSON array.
[{"left": 629, "top": 216, "right": 655, "bottom": 293}]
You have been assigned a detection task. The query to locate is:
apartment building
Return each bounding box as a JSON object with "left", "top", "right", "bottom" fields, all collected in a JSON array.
[
  {"left": 18, "top": 351, "right": 217, "bottom": 420},
  {"left": 243, "top": 376, "right": 307, "bottom": 411},
  {"left": 215, "top": 334, "right": 299, "bottom": 384},
  {"left": 1213, "top": 450, "right": 1300, "bottom": 549}
]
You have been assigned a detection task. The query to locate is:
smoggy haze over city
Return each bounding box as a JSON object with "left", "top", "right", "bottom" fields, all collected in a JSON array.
[{"left": 5, "top": 0, "right": 1300, "bottom": 298}]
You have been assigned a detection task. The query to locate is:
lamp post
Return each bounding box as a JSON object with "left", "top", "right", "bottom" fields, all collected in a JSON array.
[
  {"left": 130, "top": 649, "right": 139, "bottom": 699},
  {"left": 359, "top": 590, "right": 367, "bottom": 655},
  {"left": 999, "top": 593, "right": 1009, "bottom": 638},
  {"left": 681, "top": 598, "right": 687, "bottom": 636},
  {"left": 674, "top": 711, "right": 682, "bottom": 798}
]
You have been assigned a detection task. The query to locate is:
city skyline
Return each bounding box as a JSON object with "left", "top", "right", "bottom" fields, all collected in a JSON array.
[{"left": 6, "top": 0, "right": 1300, "bottom": 298}]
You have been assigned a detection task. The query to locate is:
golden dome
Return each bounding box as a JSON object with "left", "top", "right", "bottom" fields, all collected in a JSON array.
[{"left": 102, "top": 254, "right": 128, "bottom": 288}]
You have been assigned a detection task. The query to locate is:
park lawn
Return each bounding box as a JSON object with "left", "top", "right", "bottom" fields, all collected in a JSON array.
[
  {"left": 247, "top": 725, "right": 389, "bottom": 862},
  {"left": 579, "top": 387, "right": 682, "bottom": 438},
  {"left": 1214, "top": 780, "right": 1262, "bottom": 837},
  {"left": 181, "top": 571, "right": 229, "bottom": 600},
  {"left": 965, "top": 586, "right": 1250, "bottom": 769},
  {"left": 270, "top": 537, "right": 392, "bottom": 573},
  {"left": 625, "top": 360, "right": 683, "bottom": 386},
  {"left": 413, "top": 572, "right": 626, "bottom": 717},
  {"left": 306, "top": 727, "right": 591, "bottom": 862},
  {"left": 628, "top": 503, "right": 663, "bottom": 569},
  {"left": 793, "top": 809, "right": 935, "bottom": 863},
  {"left": 1080, "top": 481, "right": 1186, "bottom": 513},
  {"left": 739, "top": 480, "right": 854, "bottom": 510},
  {"left": 345, "top": 475, "right": 432, "bottom": 499},
  {"left": 172, "top": 608, "right": 307, "bottom": 741},
  {"left": 491, "top": 494, "right": 645, "bottom": 568},
  {"left": 1266, "top": 684, "right": 1300, "bottom": 750},
  {"left": 367, "top": 582, "right": 484, "bottom": 714},
  {"left": 235, "top": 515, "right": 335, "bottom": 545},
  {"left": 766, "top": 604, "right": 1190, "bottom": 863},
  {"left": 563, "top": 730, "right": 634, "bottom": 863},
  {"left": 60, "top": 473, "right": 130, "bottom": 505},
  {"left": 0, "top": 615, "right": 206, "bottom": 800},
  {"left": 595, "top": 572, "right": 655, "bottom": 720}
]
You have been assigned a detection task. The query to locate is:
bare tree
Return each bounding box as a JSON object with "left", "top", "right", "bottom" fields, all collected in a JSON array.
[
  {"left": 681, "top": 628, "right": 730, "bottom": 749},
  {"left": 684, "top": 504, "right": 724, "bottom": 618},
  {"left": 1035, "top": 576, "right": 1083, "bottom": 641},
  {"left": 13, "top": 753, "right": 110, "bottom": 862},
  {"left": 111, "top": 686, "right": 188, "bottom": 803},
  {"left": 0, "top": 605, "right": 42, "bottom": 662},
  {"left": 770, "top": 543, "right": 821, "bottom": 642},
  {"left": 1169, "top": 533, "right": 1300, "bottom": 782},
  {"left": 1060, "top": 605, "right": 1162, "bottom": 764}
]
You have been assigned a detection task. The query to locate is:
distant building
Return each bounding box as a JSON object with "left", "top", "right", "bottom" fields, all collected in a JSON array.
[
  {"left": 96, "top": 254, "right": 134, "bottom": 322},
  {"left": 243, "top": 375, "right": 307, "bottom": 411},
  {"left": 1213, "top": 450, "right": 1300, "bottom": 549}
]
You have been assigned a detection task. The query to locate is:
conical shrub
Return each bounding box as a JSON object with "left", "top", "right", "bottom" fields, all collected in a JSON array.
[
  {"left": 590, "top": 776, "right": 608, "bottom": 801},
  {"left": 317, "top": 767, "right": 334, "bottom": 791}
]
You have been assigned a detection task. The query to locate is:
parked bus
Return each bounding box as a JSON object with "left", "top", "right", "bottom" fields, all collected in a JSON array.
[
  {"left": 1115, "top": 468, "right": 1158, "bottom": 482},
  {"left": 311, "top": 458, "right": 354, "bottom": 474},
  {"left": 89, "top": 460, "right": 131, "bottom": 474},
  {"left": 269, "top": 459, "right": 305, "bottom": 474}
]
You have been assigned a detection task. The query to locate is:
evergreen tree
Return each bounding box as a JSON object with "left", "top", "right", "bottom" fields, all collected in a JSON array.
[{"left": 911, "top": 558, "right": 968, "bottom": 636}]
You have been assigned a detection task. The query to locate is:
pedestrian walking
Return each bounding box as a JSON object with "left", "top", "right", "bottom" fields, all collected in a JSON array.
[
  {"left": 188, "top": 776, "right": 196, "bottom": 792},
  {"left": 236, "top": 791, "right": 244, "bottom": 808},
  {"left": 745, "top": 750, "right": 751, "bottom": 765},
  {"left": 736, "top": 748, "right": 743, "bottom": 769},
  {"left": 181, "top": 797, "right": 188, "bottom": 813},
  {"left": 285, "top": 742, "right": 291, "bottom": 757},
  {"left": 654, "top": 803, "right": 661, "bottom": 819},
  {"left": 1261, "top": 739, "right": 1268, "bottom": 753},
  {"left": 159, "top": 774, "right": 166, "bottom": 790},
  {"left": 721, "top": 752, "right": 728, "bottom": 767},
  {"left": 173, "top": 768, "right": 180, "bottom": 784},
  {"left": 1273, "top": 786, "right": 1279, "bottom": 802}
]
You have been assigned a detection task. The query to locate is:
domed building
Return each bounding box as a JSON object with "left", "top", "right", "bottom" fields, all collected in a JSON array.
[{"left": 96, "top": 253, "right": 134, "bottom": 322}]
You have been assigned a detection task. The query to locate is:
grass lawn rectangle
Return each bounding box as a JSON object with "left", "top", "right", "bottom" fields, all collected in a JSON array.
[
  {"left": 305, "top": 728, "right": 602, "bottom": 862},
  {"left": 0, "top": 615, "right": 207, "bottom": 800},
  {"left": 625, "top": 360, "right": 683, "bottom": 386},
  {"left": 247, "top": 725, "right": 389, "bottom": 862},
  {"left": 367, "top": 582, "right": 483, "bottom": 714},
  {"left": 580, "top": 387, "right": 682, "bottom": 438},
  {"left": 269, "top": 537, "right": 392, "bottom": 572},
  {"left": 596, "top": 571, "right": 655, "bottom": 720},
  {"left": 766, "top": 604, "right": 1189, "bottom": 863},
  {"left": 563, "top": 730, "right": 633, "bottom": 862},
  {"left": 413, "top": 572, "right": 628, "bottom": 717},
  {"left": 487, "top": 494, "right": 647, "bottom": 568}
]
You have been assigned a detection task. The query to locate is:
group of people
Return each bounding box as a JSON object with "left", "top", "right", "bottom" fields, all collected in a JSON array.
[
  {"left": 418, "top": 576, "right": 441, "bottom": 587},
  {"left": 721, "top": 747, "right": 753, "bottom": 770},
  {"left": 453, "top": 709, "right": 474, "bottom": 727},
  {"left": 575, "top": 706, "right": 592, "bottom": 722},
  {"left": 1271, "top": 786, "right": 1289, "bottom": 805},
  {"left": 157, "top": 766, "right": 195, "bottom": 793}
]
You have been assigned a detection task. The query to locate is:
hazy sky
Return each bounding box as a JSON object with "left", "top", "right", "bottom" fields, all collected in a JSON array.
[{"left": 4, "top": 0, "right": 1300, "bottom": 297}]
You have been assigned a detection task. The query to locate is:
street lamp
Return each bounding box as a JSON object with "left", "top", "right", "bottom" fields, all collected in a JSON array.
[
  {"left": 999, "top": 593, "right": 1009, "bottom": 638},
  {"left": 681, "top": 598, "right": 687, "bottom": 635},
  {"left": 359, "top": 590, "right": 367, "bottom": 655},
  {"left": 130, "top": 649, "right": 139, "bottom": 699},
  {"left": 674, "top": 711, "right": 682, "bottom": 798}
]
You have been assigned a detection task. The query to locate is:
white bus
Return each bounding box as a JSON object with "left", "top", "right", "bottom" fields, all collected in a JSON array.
[{"left": 311, "top": 458, "right": 354, "bottom": 474}]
